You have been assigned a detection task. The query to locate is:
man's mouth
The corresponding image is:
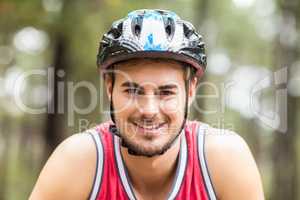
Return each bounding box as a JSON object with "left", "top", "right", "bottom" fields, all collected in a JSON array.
[{"left": 131, "top": 122, "right": 167, "bottom": 132}]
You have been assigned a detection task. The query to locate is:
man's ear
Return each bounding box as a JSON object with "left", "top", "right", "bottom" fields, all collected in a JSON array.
[
  {"left": 188, "top": 76, "right": 198, "bottom": 106},
  {"left": 104, "top": 75, "right": 113, "bottom": 100}
]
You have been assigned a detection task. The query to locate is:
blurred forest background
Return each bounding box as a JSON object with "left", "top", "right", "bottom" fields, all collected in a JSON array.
[{"left": 0, "top": 0, "right": 299, "bottom": 199}]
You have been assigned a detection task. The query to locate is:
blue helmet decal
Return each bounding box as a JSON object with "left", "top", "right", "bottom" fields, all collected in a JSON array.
[
  {"left": 143, "top": 11, "right": 163, "bottom": 21},
  {"left": 143, "top": 33, "right": 165, "bottom": 51},
  {"left": 127, "top": 9, "right": 178, "bottom": 21}
]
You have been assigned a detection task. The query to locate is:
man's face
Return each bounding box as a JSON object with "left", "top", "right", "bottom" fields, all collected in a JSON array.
[{"left": 105, "top": 59, "right": 197, "bottom": 157}]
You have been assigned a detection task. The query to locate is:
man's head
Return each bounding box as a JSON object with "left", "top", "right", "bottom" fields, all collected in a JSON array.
[
  {"left": 104, "top": 58, "right": 197, "bottom": 157},
  {"left": 97, "top": 9, "right": 207, "bottom": 157}
]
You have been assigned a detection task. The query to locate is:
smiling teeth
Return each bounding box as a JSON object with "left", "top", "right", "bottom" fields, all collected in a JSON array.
[{"left": 135, "top": 123, "right": 162, "bottom": 130}]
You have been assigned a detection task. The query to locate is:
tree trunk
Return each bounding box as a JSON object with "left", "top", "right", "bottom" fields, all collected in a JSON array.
[
  {"left": 270, "top": 0, "right": 299, "bottom": 199},
  {"left": 190, "top": 0, "right": 209, "bottom": 122},
  {"left": 0, "top": 118, "right": 9, "bottom": 200},
  {"left": 43, "top": 33, "right": 67, "bottom": 160}
]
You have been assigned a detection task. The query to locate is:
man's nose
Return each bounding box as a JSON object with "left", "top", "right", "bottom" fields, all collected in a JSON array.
[{"left": 137, "top": 95, "right": 160, "bottom": 117}]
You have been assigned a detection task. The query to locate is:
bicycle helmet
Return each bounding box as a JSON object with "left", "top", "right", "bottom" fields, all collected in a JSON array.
[{"left": 97, "top": 9, "right": 207, "bottom": 78}]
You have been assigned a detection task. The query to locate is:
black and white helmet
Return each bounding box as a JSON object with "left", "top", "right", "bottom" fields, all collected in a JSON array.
[{"left": 97, "top": 9, "right": 207, "bottom": 77}]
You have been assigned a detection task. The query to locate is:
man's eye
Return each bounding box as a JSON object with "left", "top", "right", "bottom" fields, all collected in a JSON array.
[
  {"left": 159, "top": 90, "right": 175, "bottom": 96},
  {"left": 125, "top": 88, "right": 142, "bottom": 95}
]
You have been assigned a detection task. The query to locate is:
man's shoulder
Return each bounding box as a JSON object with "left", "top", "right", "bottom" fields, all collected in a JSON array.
[
  {"left": 187, "top": 120, "right": 245, "bottom": 150},
  {"left": 29, "top": 131, "right": 98, "bottom": 199},
  {"left": 57, "top": 131, "right": 97, "bottom": 164},
  {"left": 204, "top": 125, "right": 247, "bottom": 153},
  {"left": 50, "top": 128, "right": 100, "bottom": 169},
  {"left": 203, "top": 125, "right": 264, "bottom": 199}
]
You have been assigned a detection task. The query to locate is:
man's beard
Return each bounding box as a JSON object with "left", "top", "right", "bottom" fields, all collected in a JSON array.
[
  {"left": 109, "top": 116, "right": 186, "bottom": 157},
  {"left": 120, "top": 125, "right": 182, "bottom": 157}
]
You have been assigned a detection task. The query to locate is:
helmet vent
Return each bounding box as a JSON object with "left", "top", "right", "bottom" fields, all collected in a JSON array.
[
  {"left": 183, "top": 23, "right": 193, "bottom": 38},
  {"left": 164, "top": 17, "right": 175, "bottom": 39},
  {"left": 134, "top": 25, "right": 141, "bottom": 36},
  {"left": 166, "top": 25, "right": 172, "bottom": 36},
  {"left": 108, "top": 22, "right": 123, "bottom": 39},
  {"left": 117, "top": 22, "right": 123, "bottom": 32},
  {"left": 131, "top": 16, "right": 143, "bottom": 37}
]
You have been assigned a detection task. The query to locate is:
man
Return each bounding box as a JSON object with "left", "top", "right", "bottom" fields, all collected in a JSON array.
[{"left": 30, "top": 9, "right": 264, "bottom": 200}]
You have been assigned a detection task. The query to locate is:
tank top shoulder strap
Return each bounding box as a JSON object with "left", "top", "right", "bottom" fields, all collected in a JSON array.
[
  {"left": 85, "top": 127, "right": 105, "bottom": 200},
  {"left": 196, "top": 122, "right": 217, "bottom": 200}
]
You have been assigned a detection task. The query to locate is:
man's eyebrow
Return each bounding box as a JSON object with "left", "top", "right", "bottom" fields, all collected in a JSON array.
[
  {"left": 121, "top": 81, "right": 140, "bottom": 88},
  {"left": 158, "top": 84, "right": 178, "bottom": 90},
  {"left": 121, "top": 82, "right": 178, "bottom": 90}
]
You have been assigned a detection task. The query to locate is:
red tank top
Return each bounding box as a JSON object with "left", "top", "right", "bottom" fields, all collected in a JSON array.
[{"left": 86, "top": 121, "right": 217, "bottom": 200}]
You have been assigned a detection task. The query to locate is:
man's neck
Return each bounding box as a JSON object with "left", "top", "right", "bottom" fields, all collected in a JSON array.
[{"left": 120, "top": 137, "right": 181, "bottom": 196}]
